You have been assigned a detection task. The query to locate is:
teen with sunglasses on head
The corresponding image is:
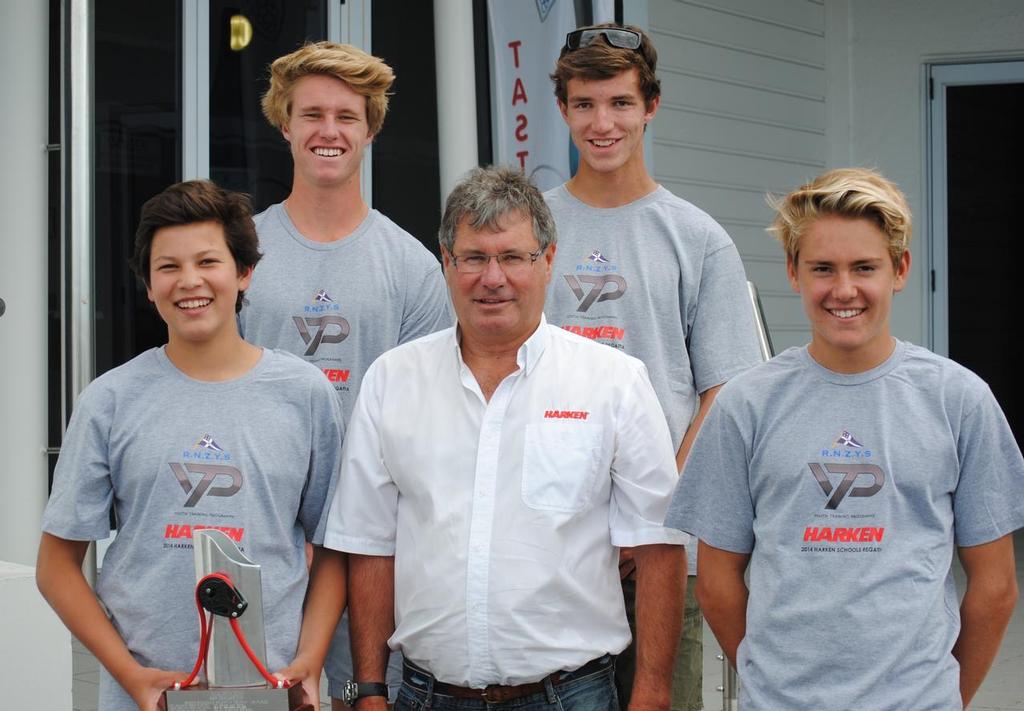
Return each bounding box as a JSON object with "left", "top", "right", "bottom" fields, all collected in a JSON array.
[{"left": 544, "top": 24, "right": 762, "bottom": 711}]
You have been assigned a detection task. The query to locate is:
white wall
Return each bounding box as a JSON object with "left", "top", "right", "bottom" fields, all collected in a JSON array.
[
  {"left": 0, "top": 562, "right": 72, "bottom": 708},
  {"left": 0, "top": 0, "right": 50, "bottom": 566},
  {"left": 825, "top": 0, "right": 1024, "bottom": 347},
  {"left": 647, "top": 0, "right": 827, "bottom": 352}
]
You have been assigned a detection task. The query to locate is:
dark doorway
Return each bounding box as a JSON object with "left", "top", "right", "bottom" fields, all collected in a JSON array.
[
  {"left": 93, "top": 0, "right": 181, "bottom": 376},
  {"left": 946, "top": 81, "right": 1024, "bottom": 444},
  {"left": 209, "top": 0, "right": 328, "bottom": 211},
  {"left": 371, "top": 0, "right": 442, "bottom": 257}
]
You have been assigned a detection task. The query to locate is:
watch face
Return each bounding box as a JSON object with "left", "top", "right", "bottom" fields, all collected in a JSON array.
[{"left": 342, "top": 680, "right": 358, "bottom": 705}]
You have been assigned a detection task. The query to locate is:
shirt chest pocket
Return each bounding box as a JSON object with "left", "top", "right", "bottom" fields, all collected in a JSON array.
[{"left": 521, "top": 422, "right": 605, "bottom": 514}]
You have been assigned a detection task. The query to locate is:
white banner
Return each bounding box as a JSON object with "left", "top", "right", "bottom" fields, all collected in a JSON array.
[{"left": 488, "top": 0, "right": 577, "bottom": 191}]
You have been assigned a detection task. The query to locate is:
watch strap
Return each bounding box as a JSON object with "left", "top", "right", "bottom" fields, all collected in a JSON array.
[{"left": 342, "top": 680, "right": 389, "bottom": 704}]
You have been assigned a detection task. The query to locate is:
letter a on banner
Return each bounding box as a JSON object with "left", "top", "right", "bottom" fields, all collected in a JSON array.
[{"left": 488, "top": 0, "right": 576, "bottom": 191}]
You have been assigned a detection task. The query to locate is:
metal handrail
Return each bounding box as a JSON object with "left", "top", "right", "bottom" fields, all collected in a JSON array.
[{"left": 716, "top": 282, "right": 775, "bottom": 711}]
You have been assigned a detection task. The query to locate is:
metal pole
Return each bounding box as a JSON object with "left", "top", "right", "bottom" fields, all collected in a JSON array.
[
  {"left": 69, "top": 0, "right": 95, "bottom": 413},
  {"left": 69, "top": 0, "right": 96, "bottom": 583},
  {"left": 181, "top": 0, "right": 209, "bottom": 181},
  {"left": 434, "top": 0, "right": 479, "bottom": 209},
  {"left": 748, "top": 281, "right": 775, "bottom": 363}
]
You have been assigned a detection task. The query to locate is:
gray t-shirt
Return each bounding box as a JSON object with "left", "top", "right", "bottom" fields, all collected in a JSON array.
[
  {"left": 242, "top": 203, "right": 448, "bottom": 691},
  {"left": 666, "top": 341, "right": 1024, "bottom": 710},
  {"left": 544, "top": 184, "right": 761, "bottom": 572},
  {"left": 240, "top": 203, "right": 452, "bottom": 420},
  {"left": 42, "top": 347, "right": 344, "bottom": 711}
]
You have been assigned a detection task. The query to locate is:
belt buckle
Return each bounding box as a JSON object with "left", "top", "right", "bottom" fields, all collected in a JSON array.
[{"left": 481, "top": 685, "right": 508, "bottom": 703}]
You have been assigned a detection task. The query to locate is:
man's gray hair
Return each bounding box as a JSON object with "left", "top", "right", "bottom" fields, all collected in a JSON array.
[{"left": 438, "top": 166, "right": 557, "bottom": 253}]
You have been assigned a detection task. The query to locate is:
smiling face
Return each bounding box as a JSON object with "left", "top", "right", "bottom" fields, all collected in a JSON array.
[
  {"left": 147, "top": 220, "right": 252, "bottom": 349},
  {"left": 788, "top": 215, "right": 910, "bottom": 373},
  {"left": 443, "top": 212, "right": 554, "bottom": 352},
  {"left": 282, "top": 73, "right": 373, "bottom": 192},
  {"left": 559, "top": 67, "right": 657, "bottom": 178}
]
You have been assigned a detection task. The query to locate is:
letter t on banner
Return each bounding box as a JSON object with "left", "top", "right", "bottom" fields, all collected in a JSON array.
[{"left": 488, "top": 0, "right": 576, "bottom": 191}]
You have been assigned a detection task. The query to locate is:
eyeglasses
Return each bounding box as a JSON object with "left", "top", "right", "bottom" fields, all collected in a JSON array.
[
  {"left": 561, "top": 28, "right": 641, "bottom": 56},
  {"left": 449, "top": 248, "right": 545, "bottom": 275}
]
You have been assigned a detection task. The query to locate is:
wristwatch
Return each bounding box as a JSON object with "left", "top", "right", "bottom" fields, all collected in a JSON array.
[{"left": 342, "top": 679, "right": 389, "bottom": 705}]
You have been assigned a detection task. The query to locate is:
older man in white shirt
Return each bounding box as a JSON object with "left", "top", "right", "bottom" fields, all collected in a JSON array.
[{"left": 323, "top": 166, "right": 687, "bottom": 711}]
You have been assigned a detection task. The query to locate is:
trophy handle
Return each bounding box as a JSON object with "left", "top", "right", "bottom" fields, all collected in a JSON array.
[{"left": 192, "top": 529, "right": 269, "bottom": 688}]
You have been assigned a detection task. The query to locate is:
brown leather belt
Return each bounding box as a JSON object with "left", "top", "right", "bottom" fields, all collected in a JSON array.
[{"left": 403, "top": 655, "right": 614, "bottom": 704}]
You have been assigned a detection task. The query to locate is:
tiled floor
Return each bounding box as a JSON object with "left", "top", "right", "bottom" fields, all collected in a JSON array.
[{"left": 73, "top": 530, "right": 1024, "bottom": 710}]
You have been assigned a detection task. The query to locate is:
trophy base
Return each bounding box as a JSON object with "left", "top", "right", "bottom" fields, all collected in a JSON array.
[{"left": 165, "top": 682, "right": 310, "bottom": 710}]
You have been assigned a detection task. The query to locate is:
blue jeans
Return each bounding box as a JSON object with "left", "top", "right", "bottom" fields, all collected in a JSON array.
[{"left": 395, "top": 657, "right": 620, "bottom": 710}]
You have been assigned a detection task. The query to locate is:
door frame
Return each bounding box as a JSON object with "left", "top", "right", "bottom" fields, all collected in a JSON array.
[
  {"left": 927, "top": 60, "right": 1024, "bottom": 356},
  {"left": 180, "top": 0, "right": 374, "bottom": 202}
]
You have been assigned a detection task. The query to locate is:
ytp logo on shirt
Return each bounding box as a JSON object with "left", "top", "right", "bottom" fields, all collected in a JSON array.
[
  {"left": 293, "top": 315, "right": 350, "bottom": 356},
  {"left": 170, "top": 434, "right": 243, "bottom": 507},
  {"left": 293, "top": 290, "right": 350, "bottom": 355},
  {"left": 564, "top": 250, "right": 625, "bottom": 311},
  {"left": 808, "top": 462, "right": 885, "bottom": 510},
  {"left": 563, "top": 274, "right": 627, "bottom": 312}
]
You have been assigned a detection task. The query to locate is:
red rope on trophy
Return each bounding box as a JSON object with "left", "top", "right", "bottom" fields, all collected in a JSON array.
[{"left": 173, "top": 572, "right": 287, "bottom": 691}]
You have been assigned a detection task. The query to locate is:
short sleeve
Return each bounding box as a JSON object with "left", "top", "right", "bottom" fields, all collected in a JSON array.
[
  {"left": 41, "top": 385, "right": 116, "bottom": 541},
  {"left": 665, "top": 391, "right": 755, "bottom": 554},
  {"left": 686, "top": 239, "right": 763, "bottom": 394},
  {"left": 323, "top": 359, "right": 400, "bottom": 555},
  {"left": 399, "top": 260, "right": 452, "bottom": 345},
  {"left": 302, "top": 375, "right": 346, "bottom": 545},
  {"left": 608, "top": 363, "right": 690, "bottom": 548},
  {"left": 953, "top": 387, "right": 1024, "bottom": 546}
]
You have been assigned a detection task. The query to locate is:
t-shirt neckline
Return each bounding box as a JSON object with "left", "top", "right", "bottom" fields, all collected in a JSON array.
[
  {"left": 154, "top": 346, "right": 268, "bottom": 389},
  {"left": 799, "top": 340, "right": 908, "bottom": 385},
  {"left": 274, "top": 202, "right": 377, "bottom": 251},
  {"left": 556, "top": 183, "right": 667, "bottom": 214}
]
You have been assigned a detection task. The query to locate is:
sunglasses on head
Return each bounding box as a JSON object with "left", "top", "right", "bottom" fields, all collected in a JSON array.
[{"left": 560, "top": 27, "right": 642, "bottom": 56}]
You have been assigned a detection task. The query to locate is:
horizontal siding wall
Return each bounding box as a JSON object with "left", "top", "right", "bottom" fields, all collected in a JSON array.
[{"left": 648, "top": 0, "right": 826, "bottom": 353}]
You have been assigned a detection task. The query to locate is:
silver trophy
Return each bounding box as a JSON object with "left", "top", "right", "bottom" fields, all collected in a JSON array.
[{"left": 164, "top": 529, "right": 307, "bottom": 710}]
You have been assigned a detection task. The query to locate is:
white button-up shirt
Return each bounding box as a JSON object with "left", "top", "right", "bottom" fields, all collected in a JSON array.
[{"left": 324, "top": 318, "right": 687, "bottom": 687}]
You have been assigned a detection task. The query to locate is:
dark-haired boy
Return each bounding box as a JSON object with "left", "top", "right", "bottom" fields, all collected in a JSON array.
[
  {"left": 37, "top": 180, "right": 346, "bottom": 711},
  {"left": 544, "top": 24, "right": 762, "bottom": 709}
]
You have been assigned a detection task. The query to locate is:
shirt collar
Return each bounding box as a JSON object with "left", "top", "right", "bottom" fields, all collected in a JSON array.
[{"left": 452, "top": 315, "right": 549, "bottom": 377}]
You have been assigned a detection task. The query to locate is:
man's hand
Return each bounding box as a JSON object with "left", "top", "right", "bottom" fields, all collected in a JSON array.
[{"left": 123, "top": 665, "right": 190, "bottom": 711}]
